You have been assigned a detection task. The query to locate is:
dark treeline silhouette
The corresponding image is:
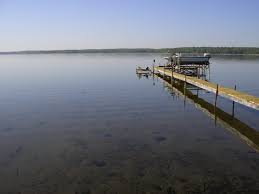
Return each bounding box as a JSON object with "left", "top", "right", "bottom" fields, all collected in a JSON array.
[
  {"left": 164, "top": 47, "right": 259, "bottom": 55},
  {"left": 1, "top": 47, "right": 259, "bottom": 55}
]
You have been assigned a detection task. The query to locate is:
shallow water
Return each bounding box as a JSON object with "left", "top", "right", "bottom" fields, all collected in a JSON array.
[{"left": 0, "top": 53, "right": 258, "bottom": 194}]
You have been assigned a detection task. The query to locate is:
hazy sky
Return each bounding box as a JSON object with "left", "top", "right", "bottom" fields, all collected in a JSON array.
[{"left": 0, "top": 0, "right": 259, "bottom": 51}]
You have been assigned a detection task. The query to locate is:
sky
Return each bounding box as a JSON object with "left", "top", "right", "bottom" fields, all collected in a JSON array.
[{"left": 0, "top": 0, "right": 259, "bottom": 51}]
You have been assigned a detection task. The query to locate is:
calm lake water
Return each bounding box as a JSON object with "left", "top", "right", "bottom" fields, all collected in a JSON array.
[{"left": 0, "top": 53, "right": 258, "bottom": 194}]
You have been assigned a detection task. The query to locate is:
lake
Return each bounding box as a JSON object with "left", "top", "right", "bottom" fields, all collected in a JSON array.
[{"left": 0, "top": 53, "right": 259, "bottom": 194}]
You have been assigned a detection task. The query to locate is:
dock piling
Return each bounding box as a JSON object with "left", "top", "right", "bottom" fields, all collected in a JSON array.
[
  {"left": 184, "top": 73, "right": 187, "bottom": 107},
  {"left": 232, "top": 85, "right": 237, "bottom": 118},
  {"left": 184, "top": 74, "right": 187, "bottom": 89},
  {"left": 214, "top": 84, "right": 219, "bottom": 126},
  {"left": 214, "top": 84, "right": 219, "bottom": 108},
  {"left": 163, "top": 64, "right": 165, "bottom": 78},
  {"left": 153, "top": 59, "right": 155, "bottom": 74}
]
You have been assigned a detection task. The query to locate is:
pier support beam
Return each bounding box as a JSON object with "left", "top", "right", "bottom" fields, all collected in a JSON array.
[
  {"left": 152, "top": 59, "right": 155, "bottom": 74},
  {"left": 184, "top": 74, "right": 187, "bottom": 107},
  {"left": 171, "top": 64, "right": 175, "bottom": 85},
  {"left": 232, "top": 85, "right": 237, "bottom": 118},
  {"left": 214, "top": 84, "right": 219, "bottom": 125},
  {"left": 214, "top": 84, "right": 219, "bottom": 108},
  {"left": 163, "top": 64, "right": 166, "bottom": 78}
]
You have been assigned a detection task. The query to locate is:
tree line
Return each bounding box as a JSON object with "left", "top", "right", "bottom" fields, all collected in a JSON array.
[
  {"left": 1, "top": 47, "right": 259, "bottom": 55},
  {"left": 163, "top": 47, "right": 259, "bottom": 55}
]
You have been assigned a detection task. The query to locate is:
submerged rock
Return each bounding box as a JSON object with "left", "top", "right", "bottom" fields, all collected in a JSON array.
[
  {"left": 2, "top": 127, "right": 14, "bottom": 132},
  {"left": 154, "top": 136, "right": 167, "bottom": 143},
  {"left": 15, "top": 146, "right": 23, "bottom": 153},
  {"left": 93, "top": 160, "right": 106, "bottom": 167},
  {"left": 104, "top": 133, "right": 112, "bottom": 138},
  {"left": 167, "top": 186, "right": 176, "bottom": 194}
]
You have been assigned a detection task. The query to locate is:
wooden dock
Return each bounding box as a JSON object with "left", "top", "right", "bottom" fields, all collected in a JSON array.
[{"left": 155, "top": 66, "right": 259, "bottom": 111}]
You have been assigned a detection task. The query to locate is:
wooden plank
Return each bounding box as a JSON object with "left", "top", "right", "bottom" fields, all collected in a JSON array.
[{"left": 155, "top": 66, "right": 259, "bottom": 110}]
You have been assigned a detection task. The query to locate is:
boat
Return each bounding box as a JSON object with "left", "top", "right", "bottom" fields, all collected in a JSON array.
[
  {"left": 136, "top": 66, "right": 151, "bottom": 75},
  {"left": 166, "top": 53, "right": 211, "bottom": 65}
]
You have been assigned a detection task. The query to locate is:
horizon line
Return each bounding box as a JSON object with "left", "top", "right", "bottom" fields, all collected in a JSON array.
[{"left": 1, "top": 46, "right": 259, "bottom": 54}]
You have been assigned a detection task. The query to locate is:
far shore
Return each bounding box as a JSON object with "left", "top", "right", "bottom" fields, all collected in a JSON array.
[{"left": 1, "top": 47, "right": 259, "bottom": 56}]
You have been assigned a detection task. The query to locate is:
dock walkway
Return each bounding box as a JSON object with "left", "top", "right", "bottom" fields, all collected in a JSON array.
[{"left": 155, "top": 66, "right": 259, "bottom": 111}]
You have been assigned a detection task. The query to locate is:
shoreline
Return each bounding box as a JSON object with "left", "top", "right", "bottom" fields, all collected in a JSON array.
[
  {"left": 1, "top": 52, "right": 259, "bottom": 56},
  {"left": 1, "top": 47, "right": 259, "bottom": 56}
]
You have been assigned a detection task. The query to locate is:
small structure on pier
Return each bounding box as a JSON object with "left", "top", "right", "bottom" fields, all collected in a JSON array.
[{"left": 164, "top": 53, "right": 211, "bottom": 77}]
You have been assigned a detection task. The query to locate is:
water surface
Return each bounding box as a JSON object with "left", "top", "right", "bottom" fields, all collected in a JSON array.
[{"left": 0, "top": 53, "right": 258, "bottom": 194}]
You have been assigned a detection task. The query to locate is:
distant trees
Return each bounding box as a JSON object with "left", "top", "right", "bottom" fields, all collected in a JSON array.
[
  {"left": 163, "top": 47, "right": 259, "bottom": 55},
  {"left": 1, "top": 47, "right": 259, "bottom": 55}
]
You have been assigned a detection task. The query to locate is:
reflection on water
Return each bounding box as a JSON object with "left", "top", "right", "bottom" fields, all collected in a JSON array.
[
  {"left": 159, "top": 74, "right": 259, "bottom": 152},
  {"left": 0, "top": 54, "right": 259, "bottom": 194}
]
